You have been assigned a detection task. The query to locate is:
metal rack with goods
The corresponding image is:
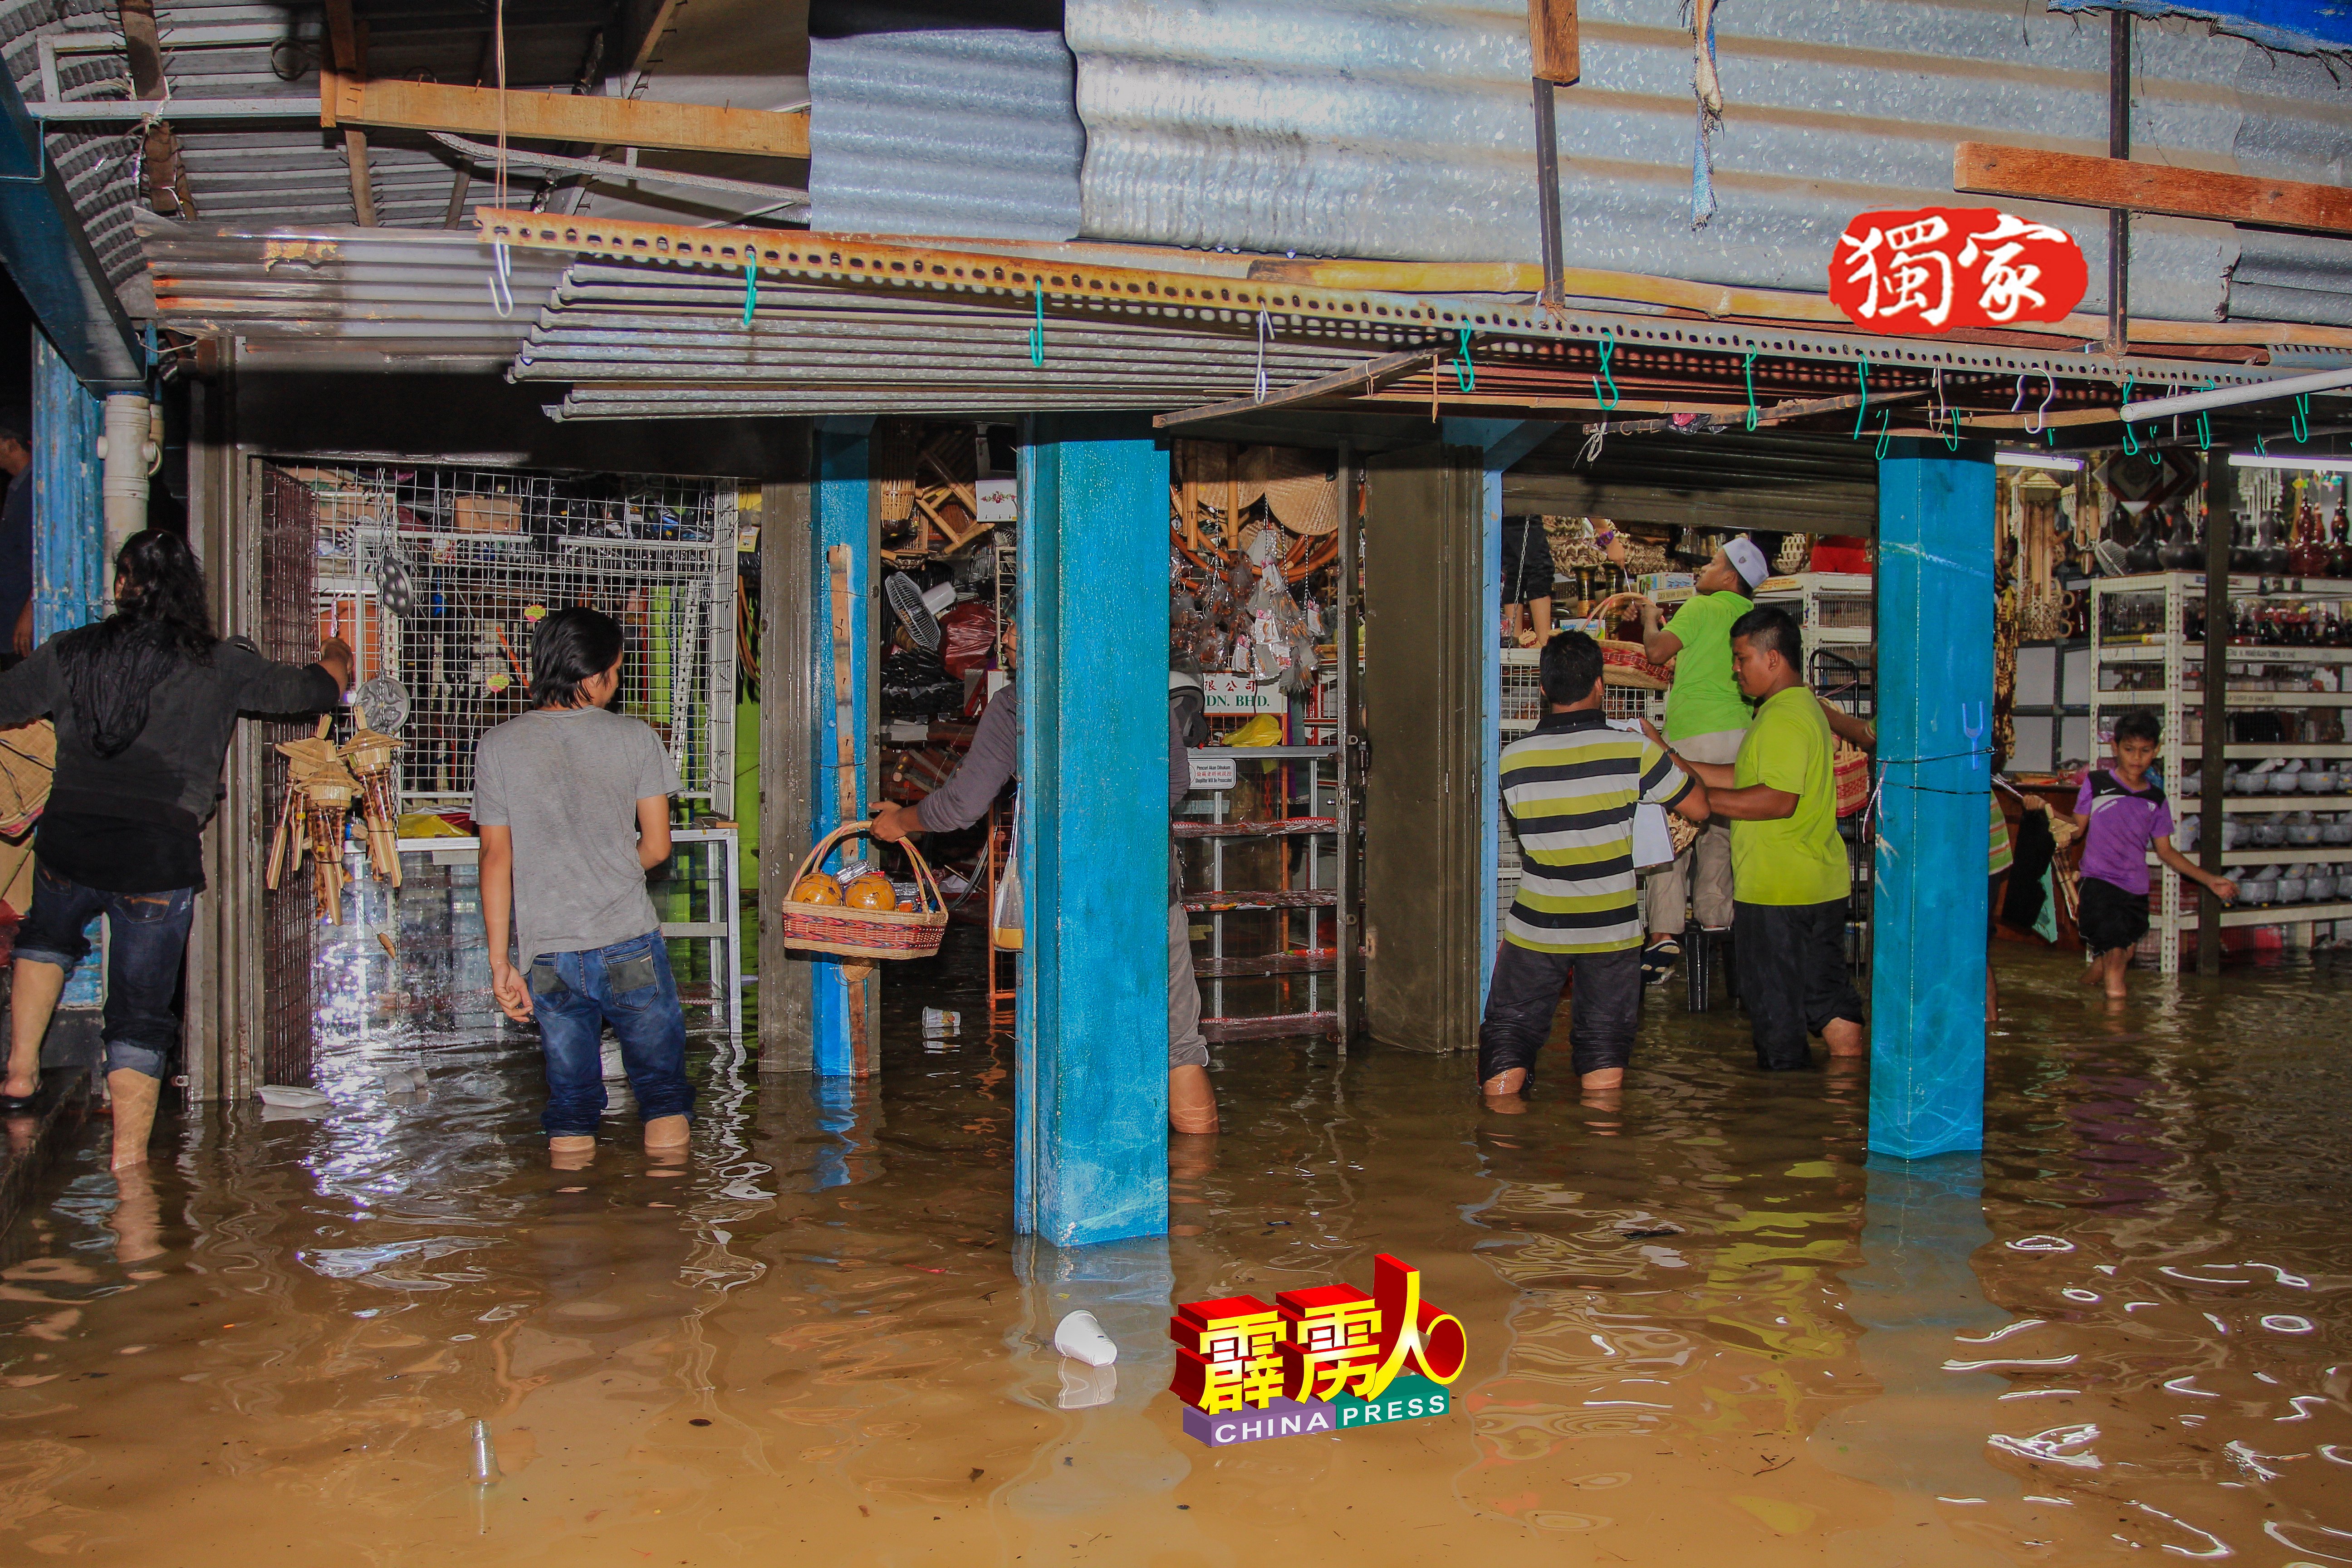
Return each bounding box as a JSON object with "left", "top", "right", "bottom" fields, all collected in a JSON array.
[
  {"left": 2090, "top": 569, "right": 2352, "bottom": 971},
  {"left": 1178, "top": 746, "right": 1348, "bottom": 1043}
]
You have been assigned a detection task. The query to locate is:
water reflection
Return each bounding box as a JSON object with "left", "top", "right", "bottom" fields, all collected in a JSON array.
[{"left": 0, "top": 936, "right": 2345, "bottom": 1563}]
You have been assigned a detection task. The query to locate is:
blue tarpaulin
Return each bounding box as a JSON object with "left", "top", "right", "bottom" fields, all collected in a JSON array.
[{"left": 2051, "top": 0, "right": 2352, "bottom": 54}]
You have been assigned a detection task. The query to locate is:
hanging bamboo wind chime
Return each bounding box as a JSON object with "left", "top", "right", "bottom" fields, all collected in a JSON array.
[
  {"left": 265, "top": 706, "right": 403, "bottom": 921},
  {"left": 339, "top": 710, "right": 404, "bottom": 888}
]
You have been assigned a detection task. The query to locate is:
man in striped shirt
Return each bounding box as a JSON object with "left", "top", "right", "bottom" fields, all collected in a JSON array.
[{"left": 1482, "top": 632, "right": 1710, "bottom": 1105}]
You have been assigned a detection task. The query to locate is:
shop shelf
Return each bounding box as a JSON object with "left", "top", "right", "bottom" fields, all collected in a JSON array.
[
  {"left": 2171, "top": 691, "right": 2352, "bottom": 706},
  {"left": 1194, "top": 952, "right": 1338, "bottom": 978},
  {"left": 1174, "top": 818, "right": 1338, "bottom": 838},
  {"left": 2093, "top": 571, "right": 2352, "bottom": 595},
  {"left": 1200, "top": 1011, "right": 1339, "bottom": 1043},
  {"left": 2219, "top": 900, "right": 2352, "bottom": 928},
  {"left": 1182, "top": 889, "right": 1339, "bottom": 912},
  {"left": 2097, "top": 642, "right": 2352, "bottom": 663},
  {"left": 2215, "top": 795, "right": 2352, "bottom": 811},
  {"left": 2174, "top": 744, "right": 2352, "bottom": 759},
  {"left": 2158, "top": 847, "right": 2352, "bottom": 865}
]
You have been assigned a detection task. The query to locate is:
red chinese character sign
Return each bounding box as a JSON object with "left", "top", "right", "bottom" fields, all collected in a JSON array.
[
  {"left": 1171, "top": 1254, "right": 1467, "bottom": 1447},
  {"left": 1829, "top": 207, "right": 2086, "bottom": 333}
]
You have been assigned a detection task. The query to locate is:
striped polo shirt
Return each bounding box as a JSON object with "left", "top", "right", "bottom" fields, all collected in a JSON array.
[{"left": 1502, "top": 709, "right": 1696, "bottom": 954}]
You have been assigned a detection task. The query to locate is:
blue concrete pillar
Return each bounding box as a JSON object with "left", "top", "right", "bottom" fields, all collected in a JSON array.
[
  {"left": 1871, "top": 438, "right": 1996, "bottom": 1158},
  {"left": 31, "top": 332, "right": 104, "bottom": 641},
  {"left": 1015, "top": 415, "right": 1170, "bottom": 1246},
  {"left": 810, "top": 417, "right": 875, "bottom": 1077}
]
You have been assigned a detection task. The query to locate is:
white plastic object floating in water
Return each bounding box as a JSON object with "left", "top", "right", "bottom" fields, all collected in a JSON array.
[
  {"left": 922, "top": 1008, "right": 960, "bottom": 1036},
  {"left": 256, "top": 1084, "right": 330, "bottom": 1109},
  {"left": 601, "top": 1040, "right": 627, "bottom": 1081},
  {"left": 1054, "top": 1310, "right": 1117, "bottom": 1367},
  {"left": 380, "top": 1067, "right": 426, "bottom": 1095},
  {"left": 469, "top": 1418, "right": 501, "bottom": 1485}
]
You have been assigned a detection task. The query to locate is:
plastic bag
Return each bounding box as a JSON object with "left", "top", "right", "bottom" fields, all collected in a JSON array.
[{"left": 938, "top": 599, "right": 997, "bottom": 679}]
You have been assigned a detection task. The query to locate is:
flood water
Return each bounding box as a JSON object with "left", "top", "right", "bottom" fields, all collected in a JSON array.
[{"left": 1, "top": 927, "right": 2347, "bottom": 1566}]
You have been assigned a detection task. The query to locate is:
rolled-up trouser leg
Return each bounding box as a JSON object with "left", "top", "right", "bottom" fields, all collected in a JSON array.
[
  {"left": 1477, "top": 941, "right": 1573, "bottom": 1085},
  {"left": 1168, "top": 904, "right": 1209, "bottom": 1069}
]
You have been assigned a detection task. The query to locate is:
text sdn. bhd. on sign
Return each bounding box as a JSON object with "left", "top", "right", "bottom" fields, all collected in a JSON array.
[{"left": 1169, "top": 1254, "right": 1466, "bottom": 1449}]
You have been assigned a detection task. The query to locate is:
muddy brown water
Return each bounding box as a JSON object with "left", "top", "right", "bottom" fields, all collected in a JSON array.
[{"left": 1, "top": 928, "right": 2347, "bottom": 1565}]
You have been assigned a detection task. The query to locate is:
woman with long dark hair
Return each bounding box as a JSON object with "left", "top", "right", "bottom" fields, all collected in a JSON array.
[{"left": 0, "top": 530, "right": 349, "bottom": 1166}]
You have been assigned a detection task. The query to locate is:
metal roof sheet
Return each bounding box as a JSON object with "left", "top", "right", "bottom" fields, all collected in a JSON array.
[
  {"left": 1063, "top": 0, "right": 2352, "bottom": 326},
  {"left": 142, "top": 214, "right": 569, "bottom": 369},
  {"left": 806, "top": 3, "right": 1083, "bottom": 240}
]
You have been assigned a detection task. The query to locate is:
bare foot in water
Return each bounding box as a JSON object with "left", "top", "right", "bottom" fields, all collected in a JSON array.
[
  {"left": 1481, "top": 1067, "right": 1529, "bottom": 1113},
  {"left": 549, "top": 1135, "right": 595, "bottom": 1170},
  {"left": 1823, "top": 1018, "right": 1867, "bottom": 1058},
  {"left": 642, "top": 1115, "right": 690, "bottom": 1157}
]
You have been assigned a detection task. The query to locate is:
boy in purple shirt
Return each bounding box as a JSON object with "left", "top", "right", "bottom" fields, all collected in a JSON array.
[{"left": 2056, "top": 709, "right": 2235, "bottom": 999}]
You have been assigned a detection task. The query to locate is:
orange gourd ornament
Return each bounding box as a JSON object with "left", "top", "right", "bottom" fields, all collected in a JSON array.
[
  {"left": 844, "top": 874, "right": 898, "bottom": 911},
  {"left": 793, "top": 874, "right": 844, "bottom": 906}
]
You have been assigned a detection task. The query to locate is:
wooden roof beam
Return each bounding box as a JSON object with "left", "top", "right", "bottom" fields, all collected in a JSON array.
[
  {"left": 322, "top": 71, "right": 809, "bottom": 161},
  {"left": 323, "top": 0, "right": 375, "bottom": 225},
  {"left": 1955, "top": 142, "right": 2352, "bottom": 239}
]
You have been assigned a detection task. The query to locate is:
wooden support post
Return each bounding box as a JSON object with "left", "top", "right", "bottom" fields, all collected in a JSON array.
[
  {"left": 1871, "top": 438, "right": 1997, "bottom": 1158},
  {"left": 2198, "top": 454, "right": 2230, "bottom": 975},
  {"left": 811, "top": 419, "right": 877, "bottom": 1077},
  {"left": 323, "top": 0, "right": 376, "bottom": 225},
  {"left": 1015, "top": 415, "right": 1171, "bottom": 1246},
  {"left": 759, "top": 439, "right": 817, "bottom": 1072}
]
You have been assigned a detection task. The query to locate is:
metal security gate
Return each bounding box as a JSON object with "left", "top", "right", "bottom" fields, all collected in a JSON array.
[
  {"left": 251, "top": 457, "right": 740, "bottom": 1083},
  {"left": 256, "top": 468, "right": 319, "bottom": 1087}
]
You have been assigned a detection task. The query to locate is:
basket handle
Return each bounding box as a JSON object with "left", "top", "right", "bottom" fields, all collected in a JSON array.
[
  {"left": 1572, "top": 591, "right": 1656, "bottom": 635},
  {"left": 784, "top": 820, "right": 949, "bottom": 915}
]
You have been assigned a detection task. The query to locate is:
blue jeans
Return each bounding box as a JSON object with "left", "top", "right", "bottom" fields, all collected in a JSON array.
[
  {"left": 13, "top": 862, "right": 195, "bottom": 1080},
  {"left": 526, "top": 931, "right": 693, "bottom": 1137}
]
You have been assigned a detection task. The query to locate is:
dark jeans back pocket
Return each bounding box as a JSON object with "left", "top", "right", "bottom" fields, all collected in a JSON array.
[
  {"left": 528, "top": 961, "right": 568, "bottom": 996},
  {"left": 608, "top": 951, "right": 658, "bottom": 996}
]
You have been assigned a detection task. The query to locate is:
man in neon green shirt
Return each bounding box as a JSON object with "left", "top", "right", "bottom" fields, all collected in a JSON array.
[
  {"left": 1648, "top": 605, "right": 1864, "bottom": 1069},
  {"left": 1636, "top": 535, "right": 1767, "bottom": 984}
]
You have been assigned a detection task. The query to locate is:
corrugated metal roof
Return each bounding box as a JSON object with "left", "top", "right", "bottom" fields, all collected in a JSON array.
[
  {"left": 512, "top": 256, "right": 1374, "bottom": 417},
  {"left": 1063, "top": 0, "right": 2352, "bottom": 326},
  {"left": 0, "top": 0, "right": 632, "bottom": 300},
  {"left": 806, "top": 1, "right": 1083, "bottom": 240},
  {"left": 142, "top": 214, "right": 570, "bottom": 370}
]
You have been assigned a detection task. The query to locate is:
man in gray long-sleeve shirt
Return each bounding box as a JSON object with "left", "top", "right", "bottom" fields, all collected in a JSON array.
[{"left": 870, "top": 677, "right": 1218, "bottom": 1136}]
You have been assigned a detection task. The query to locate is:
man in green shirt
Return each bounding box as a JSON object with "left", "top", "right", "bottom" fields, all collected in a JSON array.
[
  {"left": 1636, "top": 534, "right": 1768, "bottom": 983},
  {"left": 1648, "top": 605, "right": 1864, "bottom": 1070}
]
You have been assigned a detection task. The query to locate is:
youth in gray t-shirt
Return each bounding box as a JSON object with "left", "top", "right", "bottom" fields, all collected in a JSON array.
[{"left": 472, "top": 706, "right": 681, "bottom": 962}]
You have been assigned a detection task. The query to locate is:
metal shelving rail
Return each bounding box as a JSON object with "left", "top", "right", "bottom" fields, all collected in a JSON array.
[
  {"left": 2090, "top": 569, "right": 2352, "bottom": 972},
  {"left": 1178, "top": 745, "right": 1345, "bottom": 1044},
  {"left": 395, "top": 825, "right": 744, "bottom": 1035}
]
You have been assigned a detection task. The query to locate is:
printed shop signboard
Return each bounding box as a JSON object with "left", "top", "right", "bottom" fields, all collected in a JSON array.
[
  {"left": 1830, "top": 206, "right": 2086, "bottom": 333},
  {"left": 1170, "top": 1254, "right": 1466, "bottom": 1448},
  {"left": 1201, "top": 672, "right": 1282, "bottom": 715}
]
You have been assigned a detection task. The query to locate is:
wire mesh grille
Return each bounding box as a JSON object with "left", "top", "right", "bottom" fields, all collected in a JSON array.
[
  {"left": 1500, "top": 649, "right": 1665, "bottom": 735},
  {"left": 280, "top": 461, "right": 738, "bottom": 810},
  {"left": 258, "top": 468, "right": 320, "bottom": 1088}
]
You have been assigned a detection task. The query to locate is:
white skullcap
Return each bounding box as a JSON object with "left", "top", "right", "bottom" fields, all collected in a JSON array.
[{"left": 1723, "top": 535, "right": 1769, "bottom": 592}]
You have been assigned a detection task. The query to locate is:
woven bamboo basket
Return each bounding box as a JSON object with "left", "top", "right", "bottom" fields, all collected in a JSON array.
[
  {"left": 778, "top": 821, "right": 951, "bottom": 960},
  {"left": 1833, "top": 742, "right": 1872, "bottom": 817},
  {"left": 1573, "top": 593, "right": 1672, "bottom": 690}
]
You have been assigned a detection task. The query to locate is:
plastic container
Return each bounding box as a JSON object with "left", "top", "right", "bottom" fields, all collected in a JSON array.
[{"left": 1053, "top": 1310, "right": 1118, "bottom": 1367}]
